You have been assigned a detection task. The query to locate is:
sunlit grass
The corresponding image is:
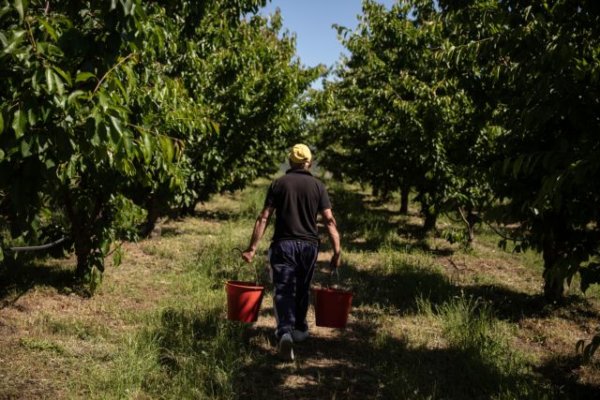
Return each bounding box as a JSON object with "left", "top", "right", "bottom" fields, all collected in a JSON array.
[{"left": 83, "top": 213, "right": 258, "bottom": 399}]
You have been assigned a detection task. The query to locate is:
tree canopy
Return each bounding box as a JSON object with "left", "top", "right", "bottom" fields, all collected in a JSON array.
[
  {"left": 311, "top": 0, "right": 600, "bottom": 300},
  {"left": 0, "top": 0, "right": 318, "bottom": 290}
]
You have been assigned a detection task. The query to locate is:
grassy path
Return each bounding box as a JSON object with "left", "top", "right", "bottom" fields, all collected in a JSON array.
[{"left": 1, "top": 180, "right": 599, "bottom": 399}]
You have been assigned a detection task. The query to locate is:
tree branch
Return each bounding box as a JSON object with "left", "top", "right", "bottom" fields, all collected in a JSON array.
[{"left": 93, "top": 53, "right": 136, "bottom": 94}]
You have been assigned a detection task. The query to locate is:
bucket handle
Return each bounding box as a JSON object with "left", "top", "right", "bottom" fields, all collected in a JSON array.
[
  {"left": 327, "top": 267, "right": 340, "bottom": 289},
  {"left": 233, "top": 247, "right": 260, "bottom": 284}
]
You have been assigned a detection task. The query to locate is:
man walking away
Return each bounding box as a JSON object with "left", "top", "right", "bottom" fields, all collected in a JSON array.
[{"left": 242, "top": 144, "right": 341, "bottom": 361}]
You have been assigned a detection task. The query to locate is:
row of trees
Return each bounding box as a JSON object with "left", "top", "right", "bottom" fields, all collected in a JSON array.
[
  {"left": 0, "top": 0, "right": 319, "bottom": 289},
  {"left": 312, "top": 0, "right": 600, "bottom": 301}
]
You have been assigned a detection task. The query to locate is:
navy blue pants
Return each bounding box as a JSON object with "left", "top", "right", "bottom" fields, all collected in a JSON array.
[{"left": 269, "top": 240, "right": 318, "bottom": 338}]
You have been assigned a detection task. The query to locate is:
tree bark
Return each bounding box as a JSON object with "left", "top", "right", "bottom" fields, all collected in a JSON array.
[
  {"left": 466, "top": 210, "right": 477, "bottom": 244},
  {"left": 64, "top": 189, "right": 102, "bottom": 278},
  {"left": 541, "top": 215, "right": 572, "bottom": 302},
  {"left": 74, "top": 236, "right": 93, "bottom": 276},
  {"left": 423, "top": 210, "right": 437, "bottom": 233},
  {"left": 400, "top": 184, "right": 409, "bottom": 215},
  {"left": 458, "top": 207, "right": 478, "bottom": 245},
  {"left": 140, "top": 195, "right": 161, "bottom": 238},
  {"left": 542, "top": 236, "right": 566, "bottom": 302}
]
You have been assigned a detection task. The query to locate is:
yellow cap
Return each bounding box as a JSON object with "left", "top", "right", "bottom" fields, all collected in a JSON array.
[{"left": 288, "top": 144, "right": 312, "bottom": 164}]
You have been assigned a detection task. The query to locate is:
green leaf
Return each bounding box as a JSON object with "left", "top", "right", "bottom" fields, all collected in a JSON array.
[
  {"left": 27, "top": 109, "right": 36, "bottom": 126},
  {"left": 2, "top": 30, "right": 26, "bottom": 55},
  {"left": 67, "top": 90, "right": 87, "bottom": 105},
  {"left": 112, "top": 247, "right": 122, "bottom": 267},
  {"left": 160, "top": 136, "right": 174, "bottom": 162},
  {"left": 75, "top": 72, "right": 96, "bottom": 83},
  {"left": 20, "top": 139, "right": 31, "bottom": 156},
  {"left": 120, "top": 158, "right": 135, "bottom": 176},
  {"left": 53, "top": 66, "right": 72, "bottom": 87},
  {"left": 0, "top": 112, "right": 4, "bottom": 134},
  {"left": 109, "top": 116, "right": 124, "bottom": 137},
  {"left": 122, "top": 0, "right": 134, "bottom": 15},
  {"left": 45, "top": 67, "right": 54, "bottom": 93},
  {"left": 14, "top": 0, "right": 26, "bottom": 21},
  {"left": 210, "top": 120, "right": 220, "bottom": 135},
  {"left": 100, "top": 239, "right": 110, "bottom": 255},
  {"left": 142, "top": 132, "right": 152, "bottom": 163},
  {"left": 12, "top": 109, "right": 26, "bottom": 138},
  {"left": 90, "top": 129, "right": 100, "bottom": 146},
  {"left": 53, "top": 71, "right": 65, "bottom": 95},
  {"left": 38, "top": 18, "right": 58, "bottom": 41},
  {"left": 114, "top": 77, "right": 128, "bottom": 100}
]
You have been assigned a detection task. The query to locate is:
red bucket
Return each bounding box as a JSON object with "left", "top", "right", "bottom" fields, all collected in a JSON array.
[
  {"left": 226, "top": 281, "right": 265, "bottom": 323},
  {"left": 312, "top": 287, "right": 353, "bottom": 328}
]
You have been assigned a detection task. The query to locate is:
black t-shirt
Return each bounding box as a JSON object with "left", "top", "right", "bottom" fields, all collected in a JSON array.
[{"left": 264, "top": 169, "right": 332, "bottom": 244}]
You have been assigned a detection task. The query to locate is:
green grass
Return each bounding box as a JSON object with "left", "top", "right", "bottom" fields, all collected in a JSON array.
[
  {"left": 19, "top": 337, "right": 68, "bottom": 355},
  {"left": 92, "top": 308, "right": 251, "bottom": 399},
  {"left": 2, "top": 180, "right": 599, "bottom": 399},
  {"left": 80, "top": 209, "right": 267, "bottom": 399}
]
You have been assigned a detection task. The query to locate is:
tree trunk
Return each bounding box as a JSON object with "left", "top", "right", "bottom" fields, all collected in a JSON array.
[
  {"left": 542, "top": 253, "right": 566, "bottom": 302},
  {"left": 542, "top": 234, "right": 566, "bottom": 302},
  {"left": 74, "top": 235, "right": 93, "bottom": 277},
  {"left": 423, "top": 210, "right": 437, "bottom": 233},
  {"left": 64, "top": 189, "right": 103, "bottom": 278},
  {"left": 140, "top": 195, "right": 161, "bottom": 238},
  {"left": 400, "top": 184, "right": 409, "bottom": 215},
  {"left": 466, "top": 209, "right": 478, "bottom": 244},
  {"left": 466, "top": 224, "right": 475, "bottom": 244}
]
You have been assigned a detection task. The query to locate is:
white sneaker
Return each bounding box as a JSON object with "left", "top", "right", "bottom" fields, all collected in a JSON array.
[
  {"left": 278, "top": 333, "right": 294, "bottom": 361},
  {"left": 292, "top": 329, "right": 309, "bottom": 343}
]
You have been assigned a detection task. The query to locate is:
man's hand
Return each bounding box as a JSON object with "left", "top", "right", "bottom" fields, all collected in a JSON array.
[
  {"left": 330, "top": 252, "right": 341, "bottom": 271},
  {"left": 242, "top": 248, "right": 256, "bottom": 263}
]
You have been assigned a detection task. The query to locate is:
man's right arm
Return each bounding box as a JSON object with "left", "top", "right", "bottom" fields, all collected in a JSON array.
[
  {"left": 242, "top": 206, "right": 273, "bottom": 263},
  {"left": 321, "top": 208, "right": 341, "bottom": 270}
]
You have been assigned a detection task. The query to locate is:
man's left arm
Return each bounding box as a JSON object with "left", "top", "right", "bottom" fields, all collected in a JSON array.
[{"left": 242, "top": 206, "right": 274, "bottom": 263}]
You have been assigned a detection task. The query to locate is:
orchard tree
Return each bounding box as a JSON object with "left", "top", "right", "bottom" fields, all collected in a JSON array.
[
  {"left": 127, "top": 1, "right": 320, "bottom": 227},
  {"left": 314, "top": 0, "right": 493, "bottom": 239},
  {"left": 439, "top": 0, "right": 600, "bottom": 300},
  {"left": 0, "top": 1, "right": 189, "bottom": 286},
  {"left": 488, "top": 0, "right": 599, "bottom": 300},
  {"left": 177, "top": 5, "right": 320, "bottom": 211},
  {"left": 1, "top": 0, "right": 320, "bottom": 291}
]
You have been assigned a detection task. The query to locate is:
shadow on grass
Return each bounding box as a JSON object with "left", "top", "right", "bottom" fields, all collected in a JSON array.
[
  {"left": 316, "top": 260, "right": 456, "bottom": 314},
  {"left": 0, "top": 261, "right": 76, "bottom": 308},
  {"left": 463, "top": 284, "right": 600, "bottom": 322},
  {"left": 330, "top": 189, "right": 403, "bottom": 253},
  {"left": 313, "top": 258, "right": 600, "bottom": 325},
  {"left": 536, "top": 355, "right": 600, "bottom": 399},
  {"left": 139, "top": 285, "right": 589, "bottom": 400},
  {"left": 329, "top": 188, "right": 455, "bottom": 258},
  {"left": 238, "top": 313, "right": 557, "bottom": 400},
  {"left": 140, "top": 269, "right": 595, "bottom": 399},
  {"left": 193, "top": 209, "right": 235, "bottom": 222}
]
